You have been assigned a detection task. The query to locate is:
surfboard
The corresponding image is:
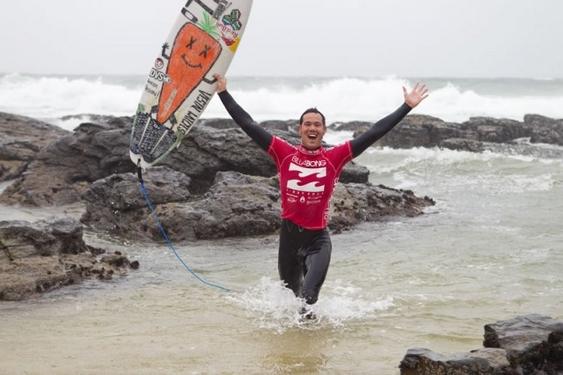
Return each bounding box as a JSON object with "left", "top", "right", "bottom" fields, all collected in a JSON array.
[{"left": 130, "top": 0, "right": 253, "bottom": 168}]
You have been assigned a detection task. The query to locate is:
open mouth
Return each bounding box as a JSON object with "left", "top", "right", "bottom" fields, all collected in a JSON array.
[
  {"left": 307, "top": 133, "right": 319, "bottom": 140},
  {"left": 181, "top": 54, "right": 202, "bottom": 69}
]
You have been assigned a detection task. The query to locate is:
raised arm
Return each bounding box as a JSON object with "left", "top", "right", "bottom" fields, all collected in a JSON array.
[
  {"left": 215, "top": 74, "right": 272, "bottom": 151},
  {"left": 350, "top": 83, "right": 429, "bottom": 158}
]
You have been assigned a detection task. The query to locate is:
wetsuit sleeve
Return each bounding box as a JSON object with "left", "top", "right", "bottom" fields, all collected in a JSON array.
[
  {"left": 218, "top": 90, "right": 273, "bottom": 151},
  {"left": 350, "top": 103, "right": 412, "bottom": 158}
]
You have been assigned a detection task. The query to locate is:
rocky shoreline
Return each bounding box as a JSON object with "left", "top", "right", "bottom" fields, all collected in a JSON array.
[
  {"left": 1, "top": 110, "right": 561, "bottom": 301},
  {"left": 1, "top": 110, "right": 562, "bottom": 372},
  {"left": 0, "top": 218, "right": 138, "bottom": 301},
  {"left": 0, "top": 111, "right": 438, "bottom": 299},
  {"left": 332, "top": 113, "right": 563, "bottom": 150},
  {"left": 400, "top": 314, "right": 563, "bottom": 374}
]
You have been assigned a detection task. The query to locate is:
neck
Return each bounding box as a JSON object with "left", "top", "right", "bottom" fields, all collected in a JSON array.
[{"left": 299, "top": 144, "right": 322, "bottom": 154}]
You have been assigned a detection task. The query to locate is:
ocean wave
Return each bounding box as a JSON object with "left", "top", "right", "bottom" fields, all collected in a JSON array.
[
  {"left": 365, "top": 146, "right": 563, "bottom": 166},
  {"left": 0, "top": 73, "right": 141, "bottom": 119},
  {"left": 360, "top": 147, "right": 561, "bottom": 195},
  {"left": 1, "top": 74, "right": 563, "bottom": 123}
]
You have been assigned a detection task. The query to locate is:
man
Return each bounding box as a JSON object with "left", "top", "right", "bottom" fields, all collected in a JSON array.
[{"left": 214, "top": 74, "right": 428, "bottom": 315}]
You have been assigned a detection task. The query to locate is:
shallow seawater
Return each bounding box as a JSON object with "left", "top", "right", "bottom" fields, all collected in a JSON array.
[{"left": 1, "top": 144, "right": 562, "bottom": 374}]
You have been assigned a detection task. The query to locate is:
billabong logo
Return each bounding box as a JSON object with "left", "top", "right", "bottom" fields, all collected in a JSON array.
[{"left": 287, "top": 163, "right": 326, "bottom": 193}]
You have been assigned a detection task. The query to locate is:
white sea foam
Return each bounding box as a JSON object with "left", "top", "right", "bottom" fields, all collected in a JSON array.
[
  {"left": 361, "top": 147, "right": 561, "bottom": 194},
  {"left": 206, "top": 78, "right": 563, "bottom": 123},
  {"left": 2, "top": 74, "right": 563, "bottom": 124},
  {"left": 226, "top": 277, "right": 393, "bottom": 333},
  {"left": 0, "top": 73, "right": 141, "bottom": 119},
  {"left": 53, "top": 116, "right": 96, "bottom": 132},
  {"left": 366, "top": 147, "right": 563, "bottom": 168}
]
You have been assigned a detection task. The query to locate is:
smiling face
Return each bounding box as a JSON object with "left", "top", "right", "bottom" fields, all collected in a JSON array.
[
  {"left": 157, "top": 23, "right": 221, "bottom": 124},
  {"left": 299, "top": 112, "right": 326, "bottom": 150},
  {"left": 181, "top": 34, "right": 215, "bottom": 69}
]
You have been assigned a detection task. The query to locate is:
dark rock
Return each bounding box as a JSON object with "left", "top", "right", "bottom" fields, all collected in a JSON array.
[
  {"left": 484, "top": 314, "right": 563, "bottom": 374},
  {"left": 338, "top": 113, "right": 563, "bottom": 153},
  {"left": 80, "top": 167, "right": 191, "bottom": 235},
  {"left": 441, "top": 138, "right": 487, "bottom": 153},
  {"left": 198, "top": 118, "right": 238, "bottom": 130},
  {"left": 0, "top": 218, "right": 89, "bottom": 259},
  {"left": 259, "top": 119, "right": 300, "bottom": 133},
  {"left": 156, "top": 171, "right": 282, "bottom": 240},
  {"left": 400, "top": 314, "right": 563, "bottom": 375},
  {"left": 0, "top": 218, "right": 138, "bottom": 301},
  {"left": 329, "top": 183, "right": 434, "bottom": 233},
  {"left": 100, "top": 252, "right": 138, "bottom": 271},
  {"left": 166, "top": 125, "right": 279, "bottom": 192},
  {"left": 0, "top": 118, "right": 134, "bottom": 206},
  {"left": 85, "top": 167, "right": 191, "bottom": 210},
  {"left": 338, "top": 161, "right": 369, "bottom": 184},
  {"left": 81, "top": 170, "right": 434, "bottom": 241},
  {"left": 0, "top": 112, "right": 68, "bottom": 182},
  {"left": 81, "top": 170, "right": 280, "bottom": 241},
  {"left": 462, "top": 117, "right": 528, "bottom": 143},
  {"left": 524, "top": 115, "right": 563, "bottom": 146},
  {"left": 0, "top": 114, "right": 368, "bottom": 205},
  {"left": 363, "top": 115, "right": 455, "bottom": 149},
  {"left": 330, "top": 120, "right": 372, "bottom": 132},
  {"left": 399, "top": 347, "right": 512, "bottom": 375},
  {"left": 100, "top": 253, "right": 127, "bottom": 267}
]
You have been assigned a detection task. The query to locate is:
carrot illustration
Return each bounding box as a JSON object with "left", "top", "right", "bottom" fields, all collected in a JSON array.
[{"left": 157, "top": 14, "right": 222, "bottom": 125}]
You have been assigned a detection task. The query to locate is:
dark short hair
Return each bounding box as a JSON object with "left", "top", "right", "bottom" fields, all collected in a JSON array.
[{"left": 299, "top": 108, "right": 326, "bottom": 127}]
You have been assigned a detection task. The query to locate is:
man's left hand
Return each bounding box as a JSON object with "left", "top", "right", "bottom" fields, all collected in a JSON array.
[{"left": 403, "top": 83, "right": 429, "bottom": 108}]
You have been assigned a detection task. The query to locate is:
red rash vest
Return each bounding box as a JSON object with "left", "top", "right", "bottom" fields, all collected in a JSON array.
[{"left": 268, "top": 136, "right": 353, "bottom": 230}]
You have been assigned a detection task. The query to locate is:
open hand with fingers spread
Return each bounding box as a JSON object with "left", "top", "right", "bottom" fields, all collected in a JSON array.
[{"left": 403, "top": 83, "right": 429, "bottom": 108}]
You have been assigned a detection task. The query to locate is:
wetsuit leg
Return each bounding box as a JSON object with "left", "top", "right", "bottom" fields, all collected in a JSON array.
[
  {"left": 301, "top": 230, "right": 332, "bottom": 305},
  {"left": 278, "top": 220, "right": 303, "bottom": 297}
]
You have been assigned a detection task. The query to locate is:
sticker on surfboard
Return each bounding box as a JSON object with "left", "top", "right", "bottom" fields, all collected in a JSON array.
[{"left": 130, "top": 0, "right": 253, "bottom": 168}]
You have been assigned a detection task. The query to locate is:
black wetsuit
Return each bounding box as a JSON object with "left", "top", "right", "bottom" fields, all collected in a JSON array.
[{"left": 218, "top": 90, "right": 411, "bottom": 304}]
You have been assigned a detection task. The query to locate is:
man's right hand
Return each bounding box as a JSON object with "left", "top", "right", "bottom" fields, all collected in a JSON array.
[{"left": 214, "top": 73, "right": 227, "bottom": 93}]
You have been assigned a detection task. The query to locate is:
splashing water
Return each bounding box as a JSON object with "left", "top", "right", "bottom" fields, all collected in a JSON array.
[{"left": 227, "top": 277, "right": 394, "bottom": 333}]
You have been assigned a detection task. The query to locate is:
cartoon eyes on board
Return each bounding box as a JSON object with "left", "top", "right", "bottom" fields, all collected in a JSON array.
[
  {"left": 186, "top": 36, "right": 211, "bottom": 59},
  {"left": 187, "top": 36, "right": 197, "bottom": 49},
  {"left": 199, "top": 45, "right": 211, "bottom": 58}
]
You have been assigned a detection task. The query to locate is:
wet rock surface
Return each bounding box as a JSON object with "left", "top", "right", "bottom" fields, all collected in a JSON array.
[
  {"left": 0, "top": 112, "right": 68, "bottom": 182},
  {"left": 0, "top": 118, "right": 134, "bottom": 206},
  {"left": 81, "top": 170, "right": 281, "bottom": 241},
  {"left": 3, "top": 112, "right": 561, "bottom": 208},
  {"left": 0, "top": 218, "right": 138, "bottom": 301},
  {"left": 330, "top": 183, "right": 434, "bottom": 233},
  {"left": 484, "top": 314, "right": 563, "bottom": 374},
  {"left": 400, "top": 347, "right": 511, "bottom": 375},
  {"left": 0, "top": 113, "right": 438, "bottom": 298},
  {"left": 80, "top": 169, "right": 433, "bottom": 241},
  {"left": 333, "top": 113, "right": 563, "bottom": 152},
  {"left": 0, "top": 116, "right": 367, "bottom": 205},
  {"left": 400, "top": 314, "right": 563, "bottom": 375}
]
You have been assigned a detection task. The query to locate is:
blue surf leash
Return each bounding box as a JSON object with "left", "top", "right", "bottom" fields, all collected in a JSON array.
[{"left": 137, "top": 162, "right": 231, "bottom": 293}]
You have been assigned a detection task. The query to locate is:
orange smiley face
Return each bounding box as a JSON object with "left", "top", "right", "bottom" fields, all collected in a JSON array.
[{"left": 157, "top": 23, "right": 221, "bottom": 125}]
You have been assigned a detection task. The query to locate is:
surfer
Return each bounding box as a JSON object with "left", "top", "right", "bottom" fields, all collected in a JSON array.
[{"left": 214, "top": 74, "right": 428, "bottom": 315}]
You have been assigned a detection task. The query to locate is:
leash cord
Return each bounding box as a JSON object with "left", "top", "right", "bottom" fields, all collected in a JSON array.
[{"left": 137, "top": 163, "right": 231, "bottom": 293}]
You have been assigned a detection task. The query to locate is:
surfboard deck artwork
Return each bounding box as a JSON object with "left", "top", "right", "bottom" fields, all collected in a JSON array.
[{"left": 130, "top": 0, "right": 253, "bottom": 168}]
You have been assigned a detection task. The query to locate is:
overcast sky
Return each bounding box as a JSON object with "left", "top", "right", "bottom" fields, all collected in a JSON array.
[{"left": 1, "top": 0, "right": 562, "bottom": 78}]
